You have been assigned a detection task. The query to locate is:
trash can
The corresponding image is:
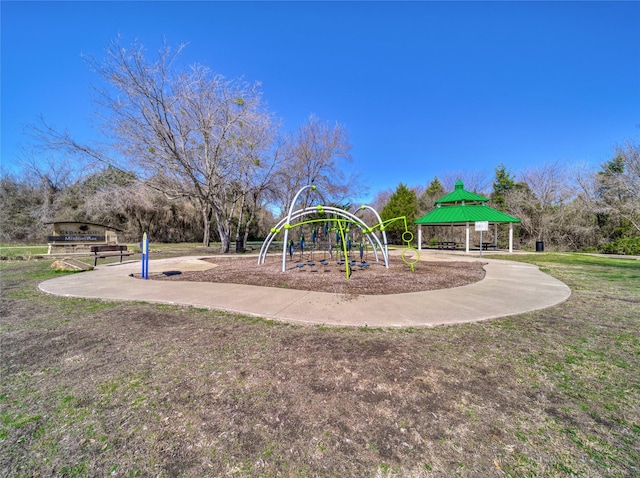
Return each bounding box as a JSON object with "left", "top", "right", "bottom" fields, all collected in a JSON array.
[
  {"left": 535, "top": 240, "right": 544, "bottom": 252},
  {"left": 235, "top": 239, "right": 245, "bottom": 253}
]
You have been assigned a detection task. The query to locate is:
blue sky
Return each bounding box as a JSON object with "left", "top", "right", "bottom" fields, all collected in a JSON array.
[{"left": 2, "top": 1, "right": 639, "bottom": 201}]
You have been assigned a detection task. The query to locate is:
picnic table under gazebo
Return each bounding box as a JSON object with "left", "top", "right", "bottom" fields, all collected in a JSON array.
[{"left": 414, "top": 180, "right": 520, "bottom": 253}]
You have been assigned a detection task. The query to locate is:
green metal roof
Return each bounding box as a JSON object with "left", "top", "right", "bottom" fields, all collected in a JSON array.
[
  {"left": 435, "top": 180, "right": 489, "bottom": 204},
  {"left": 414, "top": 204, "right": 521, "bottom": 225}
]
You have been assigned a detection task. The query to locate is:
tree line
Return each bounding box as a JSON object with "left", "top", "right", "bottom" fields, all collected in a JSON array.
[
  {"left": 4, "top": 137, "right": 638, "bottom": 255},
  {"left": 377, "top": 140, "right": 640, "bottom": 254},
  {"left": 1, "top": 112, "right": 356, "bottom": 250},
  {"left": 1, "top": 37, "right": 638, "bottom": 254}
]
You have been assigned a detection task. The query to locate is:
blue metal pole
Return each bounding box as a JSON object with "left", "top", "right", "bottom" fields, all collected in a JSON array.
[{"left": 142, "top": 232, "right": 149, "bottom": 279}]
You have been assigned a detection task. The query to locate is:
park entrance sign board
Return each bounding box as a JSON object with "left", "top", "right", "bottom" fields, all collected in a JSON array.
[{"left": 46, "top": 221, "right": 121, "bottom": 254}]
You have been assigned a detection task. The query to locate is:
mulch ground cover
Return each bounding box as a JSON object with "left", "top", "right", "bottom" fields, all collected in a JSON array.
[{"left": 152, "top": 256, "right": 487, "bottom": 295}]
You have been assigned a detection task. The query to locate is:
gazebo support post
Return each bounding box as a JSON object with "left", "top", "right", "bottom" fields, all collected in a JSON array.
[
  {"left": 418, "top": 226, "right": 422, "bottom": 251},
  {"left": 494, "top": 223, "right": 498, "bottom": 249},
  {"left": 509, "top": 223, "right": 513, "bottom": 253},
  {"left": 465, "top": 222, "right": 470, "bottom": 253}
]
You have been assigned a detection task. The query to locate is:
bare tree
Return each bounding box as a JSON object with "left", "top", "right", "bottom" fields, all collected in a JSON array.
[
  {"left": 0, "top": 169, "right": 42, "bottom": 242},
  {"left": 81, "top": 37, "right": 276, "bottom": 251},
  {"left": 597, "top": 140, "right": 640, "bottom": 234},
  {"left": 227, "top": 121, "right": 283, "bottom": 249},
  {"left": 504, "top": 161, "right": 587, "bottom": 249},
  {"left": 272, "top": 115, "right": 361, "bottom": 214},
  {"left": 18, "top": 151, "right": 81, "bottom": 224},
  {"left": 573, "top": 139, "right": 640, "bottom": 249},
  {"left": 84, "top": 176, "right": 202, "bottom": 242},
  {"left": 522, "top": 162, "right": 571, "bottom": 208},
  {"left": 366, "top": 188, "right": 393, "bottom": 220},
  {"left": 441, "top": 170, "right": 491, "bottom": 195}
]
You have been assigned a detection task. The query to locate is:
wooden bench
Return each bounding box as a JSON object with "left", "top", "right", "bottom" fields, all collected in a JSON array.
[
  {"left": 478, "top": 242, "right": 497, "bottom": 251},
  {"left": 90, "top": 245, "right": 134, "bottom": 266}
]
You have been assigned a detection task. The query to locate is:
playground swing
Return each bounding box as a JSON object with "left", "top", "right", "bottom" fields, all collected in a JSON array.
[
  {"left": 305, "top": 224, "right": 324, "bottom": 269},
  {"left": 335, "top": 234, "right": 346, "bottom": 266},
  {"left": 316, "top": 230, "right": 332, "bottom": 270},
  {"left": 307, "top": 245, "right": 316, "bottom": 269},
  {"left": 358, "top": 242, "right": 370, "bottom": 268},
  {"left": 295, "top": 219, "right": 376, "bottom": 274},
  {"left": 290, "top": 223, "right": 330, "bottom": 271},
  {"left": 320, "top": 246, "right": 330, "bottom": 267},
  {"left": 336, "top": 244, "right": 344, "bottom": 264},
  {"left": 298, "top": 232, "right": 306, "bottom": 262},
  {"left": 287, "top": 239, "right": 295, "bottom": 261},
  {"left": 312, "top": 223, "right": 345, "bottom": 270}
]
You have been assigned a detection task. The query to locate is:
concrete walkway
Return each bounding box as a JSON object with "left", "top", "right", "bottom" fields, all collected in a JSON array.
[{"left": 39, "top": 252, "right": 571, "bottom": 327}]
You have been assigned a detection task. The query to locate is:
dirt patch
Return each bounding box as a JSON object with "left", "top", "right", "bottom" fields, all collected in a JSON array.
[{"left": 151, "top": 256, "right": 487, "bottom": 295}]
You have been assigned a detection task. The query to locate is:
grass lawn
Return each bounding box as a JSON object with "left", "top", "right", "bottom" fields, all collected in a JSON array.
[
  {"left": 1, "top": 250, "right": 638, "bottom": 477},
  {"left": 0, "top": 244, "right": 49, "bottom": 260}
]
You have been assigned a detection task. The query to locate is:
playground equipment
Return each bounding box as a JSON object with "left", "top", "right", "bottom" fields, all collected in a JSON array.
[{"left": 258, "top": 185, "right": 420, "bottom": 279}]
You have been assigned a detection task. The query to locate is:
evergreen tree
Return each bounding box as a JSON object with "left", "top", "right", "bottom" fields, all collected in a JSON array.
[
  {"left": 381, "top": 183, "right": 418, "bottom": 244},
  {"left": 418, "top": 176, "right": 445, "bottom": 214},
  {"left": 492, "top": 163, "right": 516, "bottom": 210}
]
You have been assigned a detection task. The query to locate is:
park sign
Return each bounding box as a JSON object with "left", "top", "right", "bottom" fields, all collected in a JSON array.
[
  {"left": 46, "top": 221, "right": 122, "bottom": 254},
  {"left": 475, "top": 221, "right": 489, "bottom": 257},
  {"left": 51, "top": 234, "right": 104, "bottom": 242}
]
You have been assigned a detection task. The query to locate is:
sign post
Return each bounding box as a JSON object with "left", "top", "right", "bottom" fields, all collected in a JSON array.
[
  {"left": 141, "top": 232, "right": 149, "bottom": 279},
  {"left": 475, "top": 221, "right": 489, "bottom": 258}
]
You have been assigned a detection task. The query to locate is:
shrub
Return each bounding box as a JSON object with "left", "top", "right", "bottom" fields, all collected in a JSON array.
[{"left": 600, "top": 236, "right": 640, "bottom": 255}]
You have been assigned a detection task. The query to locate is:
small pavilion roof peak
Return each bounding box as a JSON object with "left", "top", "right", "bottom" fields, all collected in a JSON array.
[{"left": 435, "top": 180, "right": 489, "bottom": 205}]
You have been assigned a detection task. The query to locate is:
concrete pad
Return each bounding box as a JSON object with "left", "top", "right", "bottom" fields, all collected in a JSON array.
[
  {"left": 110, "top": 257, "right": 218, "bottom": 273},
  {"left": 39, "top": 254, "right": 572, "bottom": 327},
  {"left": 51, "top": 258, "right": 94, "bottom": 271}
]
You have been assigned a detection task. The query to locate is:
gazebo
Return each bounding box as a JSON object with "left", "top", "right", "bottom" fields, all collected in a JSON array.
[{"left": 415, "top": 180, "right": 520, "bottom": 253}]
